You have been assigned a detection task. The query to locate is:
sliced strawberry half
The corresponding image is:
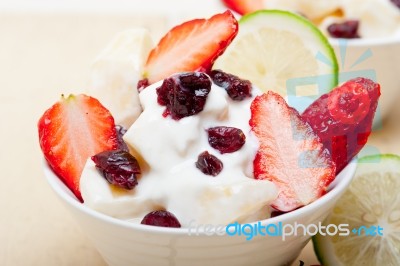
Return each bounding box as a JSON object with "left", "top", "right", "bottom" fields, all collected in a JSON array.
[
  {"left": 250, "top": 91, "right": 336, "bottom": 212},
  {"left": 144, "top": 10, "right": 238, "bottom": 84},
  {"left": 38, "top": 94, "right": 119, "bottom": 201},
  {"left": 221, "top": 0, "right": 264, "bottom": 15},
  {"left": 302, "top": 77, "right": 380, "bottom": 174}
]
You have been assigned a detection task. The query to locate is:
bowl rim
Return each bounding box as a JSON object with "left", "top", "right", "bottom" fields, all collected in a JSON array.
[
  {"left": 44, "top": 158, "right": 357, "bottom": 236},
  {"left": 328, "top": 35, "right": 400, "bottom": 47}
]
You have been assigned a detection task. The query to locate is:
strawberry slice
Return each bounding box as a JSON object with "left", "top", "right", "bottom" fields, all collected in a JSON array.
[
  {"left": 221, "top": 0, "right": 264, "bottom": 15},
  {"left": 144, "top": 10, "right": 238, "bottom": 84},
  {"left": 250, "top": 92, "right": 335, "bottom": 212},
  {"left": 302, "top": 78, "right": 380, "bottom": 174},
  {"left": 38, "top": 94, "right": 119, "bottom": 201}
]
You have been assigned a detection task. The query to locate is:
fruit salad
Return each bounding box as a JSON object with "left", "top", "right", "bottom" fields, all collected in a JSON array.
[
  {"left": 38, "top": 10, "right": 380, "bottom": 228},
  {"left": 222, "top": 0, "right": 400, "bottom": 39}
]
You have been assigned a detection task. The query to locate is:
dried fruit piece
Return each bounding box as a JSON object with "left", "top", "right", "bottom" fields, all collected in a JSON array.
[
  {"left": 137, "top": 78, "right": 149, "bottom": 92},
  {"left": 144, "top": 11, "right": 238, "bottom": 84},
  {"left": 250, "top": 91, "right": 335, "bottom": 212},
  {"left": 195, "top": 151, "right": 223, "bottom": 176},
  {"left": 302, "top": 77, "right": 380, "bottom": 173},
  {"left": 141, "top": 210, "right": 181, "bottom": 228},
  {"left": 115, "top": 125, "right": 129, "bottom": 152},
  {"left": 207, "top": 126, "right": 246, "bottom": 153},
  {"left": 156, "top": 72, "right": 211, "bottom": 120},
  {"left": 270, "top": 211, "right": 286, "bottom": 218},
  {"left": 327, "top": 20, "right": 360, "bottom": 39},
  {"left": 210, "top": 70, "right": 252, "bottom": 101},
  {"left": 391, "top": 0, "right": 400, "bottom": 9},
  {"left": 38, "top": 94, "right": 119, "bottom": 201},
  {"left": 91, "top": 150, "right": 141, "bottom": 190}
]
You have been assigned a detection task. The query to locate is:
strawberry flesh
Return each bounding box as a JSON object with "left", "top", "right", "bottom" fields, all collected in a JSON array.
[
  {"left": 250, "top": 92, "right": 335, "bottom": 212},
  {"left": 302, "top": 78, "right": 380, "bottom": 174},
  {"left": 38, "top": 94, "right": 119, "bottom": 201},
  {"left": 221, "top": 0, "right": 264, "bottom": 15},
  {"left": 144, "top": 10, "right": 238, "bottom": 84}
]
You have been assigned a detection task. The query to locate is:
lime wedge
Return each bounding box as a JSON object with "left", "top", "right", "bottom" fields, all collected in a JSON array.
[
  {"left": 313, "top": 154, "right": 400, "bottom": 265},
  {"left": 213, "top": 10, "right": 338, "bottom": 100}
]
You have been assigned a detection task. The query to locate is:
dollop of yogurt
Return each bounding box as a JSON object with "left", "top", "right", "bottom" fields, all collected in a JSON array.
[{"left": 80, "top": 75, "right": 277, "bottom": 227}]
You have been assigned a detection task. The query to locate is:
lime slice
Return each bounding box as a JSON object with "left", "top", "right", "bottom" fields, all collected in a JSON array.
[
  {"left": 88, "top": 28, "right": 153, "bottom": 128},
  {"left": 313, "top": 154, "right": 400, "bottom": 265},
  {"left": 213, "top": 10, "right": 338, "bottom": 101}
]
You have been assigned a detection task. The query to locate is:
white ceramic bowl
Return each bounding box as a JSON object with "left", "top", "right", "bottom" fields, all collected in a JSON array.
[
  {"left": 329, "top": 36, "right": 400, "bottom": 126},
  {"left": 44, "top": 160, "right": 356, "bottom": 266}
]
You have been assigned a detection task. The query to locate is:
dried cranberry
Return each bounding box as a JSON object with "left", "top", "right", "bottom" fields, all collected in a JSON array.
[
  {"left": 91, "top": 150, "right": 140, "bottom": 190},
  {"left": 391, "top": 0, "right": 400, "bottom": 9},
  {"left": 207, "top": 126, "right": 246, "bottom": 154},
  {"left": 115, "top": 125, "right": 129, "bottom": 152},
  {"left": 195, "top": 151, "right": 223, "bottom": 176},
  {"left": 141, "top": 210, "right": 181, "bottom": 228},
  {"left": 210, "top": 70, "right": 252, "bottom": 101},
  {"left": 327, "top": 20, "right": 360, "bottom": 39},
  {"left": 137, "top": 78, "right": 149, "bottom": 92},
  {"left": 156, "top": 72, "right": 211, "bottom": 120}
]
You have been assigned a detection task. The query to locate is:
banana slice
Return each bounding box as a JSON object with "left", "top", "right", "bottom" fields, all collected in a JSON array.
[{"left": 88, "top": 29, "right": 154, "bottom": 128}]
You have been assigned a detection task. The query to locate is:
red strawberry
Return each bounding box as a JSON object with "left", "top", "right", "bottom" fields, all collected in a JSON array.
[
  {"left": 302, "top": 78, "right": 380, "bottom": 174},
  {"left": 38, "top": 94, "right": 119, "bottom": 201},
  {"left": 144, "top": 10, "right": 238, "bottom": 84},
  {"left": 221, "top": 0, "right": 264, "bottom": 15},
  {"left": 250, "top": 92, "right": 335, "bottom": 212}
]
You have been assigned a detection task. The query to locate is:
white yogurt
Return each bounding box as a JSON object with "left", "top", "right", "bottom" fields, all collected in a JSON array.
[{"left": 80, "top": 75, "right": 277, "bottom": 226}]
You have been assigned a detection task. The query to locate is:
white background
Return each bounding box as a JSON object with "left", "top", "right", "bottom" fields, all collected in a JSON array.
[{"left": 0, "top": 0, "right": 226, "bottom": 14}]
